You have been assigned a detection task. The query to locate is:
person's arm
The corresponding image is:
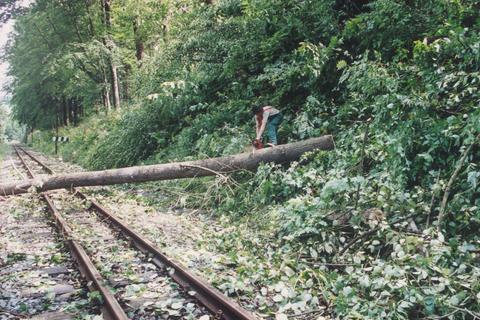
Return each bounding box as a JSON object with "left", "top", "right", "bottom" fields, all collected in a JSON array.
[
  {"left": 256, "top": 111, "right": 270, "bottom": 140},
  {"left": 255, "top": 117, "right": 260, "bottom": 137}
]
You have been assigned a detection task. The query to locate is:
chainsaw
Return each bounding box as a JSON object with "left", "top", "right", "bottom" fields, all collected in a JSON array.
[{"left": 252, "top": 139, "right": 264, "bottom": 150}]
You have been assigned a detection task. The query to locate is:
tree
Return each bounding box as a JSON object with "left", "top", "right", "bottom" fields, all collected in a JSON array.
[
  {"left": 0, "top": 0, "right": 27, "bottom": 23},
  {"left": 101, "top": 0, "right": 121, "bottom": 109},
  {"left": 1, "top": 136, "right": 334, "bottom": 194}
]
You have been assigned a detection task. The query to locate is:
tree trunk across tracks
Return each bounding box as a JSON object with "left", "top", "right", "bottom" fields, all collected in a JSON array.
[{"left": 1, "top": 135, "right": 334, "bottom": 196}]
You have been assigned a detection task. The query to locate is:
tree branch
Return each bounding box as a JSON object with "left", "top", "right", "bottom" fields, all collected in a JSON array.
[
  {"left": 426, "top": 170, "right": 441, "bottom": 228},
  {"left": 336, "top": 212, "right": 419, "bottom": 258},
  {"left": 437, "top": 133, "right": 480, "bottom": 231}
]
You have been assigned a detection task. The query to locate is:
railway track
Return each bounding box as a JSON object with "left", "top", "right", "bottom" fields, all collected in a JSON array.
[
  {"left": 12, "top": 146, "right": 128, "bottom": 320},
  {"left": 0, "top": 150, "right": 24, "bottom": 184},
  {"left": 0, "top": 147, "right": 101, "bottom": 319},
  {"left": 12, "top": 145, "right": 256, "bottom": 320}
]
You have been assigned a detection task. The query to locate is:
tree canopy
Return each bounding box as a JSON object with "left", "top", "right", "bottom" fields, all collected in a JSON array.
[{"left": 4, "top": 0, "right": 480, "bottom": 318}]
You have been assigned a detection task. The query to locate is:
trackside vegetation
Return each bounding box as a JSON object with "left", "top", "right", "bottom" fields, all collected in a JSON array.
[{"left": 5, "top": 0, "right": 480, "bottom": 318}]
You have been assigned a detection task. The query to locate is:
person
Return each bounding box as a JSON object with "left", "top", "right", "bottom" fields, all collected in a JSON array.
[{"left": 252, "top": 105, "right": 283, "bottom": 147}]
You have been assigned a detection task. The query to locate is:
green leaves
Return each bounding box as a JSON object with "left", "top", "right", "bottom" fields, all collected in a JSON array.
[
  {"left": 16, "top": 1, "right": 480, "bottom": 317},
  {"left": 87, "top": 290, "right": 104, "bottom": 304},
  {"left": 467, "top": 171, "right": 480, "bottom": 189}
]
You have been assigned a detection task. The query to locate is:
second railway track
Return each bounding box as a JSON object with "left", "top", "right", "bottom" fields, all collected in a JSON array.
[{"left": 12, "top": 145, "right": 256, "bottom": 320}]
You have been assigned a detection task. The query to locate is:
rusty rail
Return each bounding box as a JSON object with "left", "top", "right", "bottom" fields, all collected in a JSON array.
[
  {"left": 13, "top": 146, "right": 129, "bottom": 320},
  {"left": 16, "top": 146, "right": 257, "bottom": 320},
  {"left": 16, "top": 146, "right": 54, "bottom": 174}
]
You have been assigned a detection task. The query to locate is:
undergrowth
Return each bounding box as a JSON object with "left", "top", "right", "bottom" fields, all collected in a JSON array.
[{"left": 27, "top": 0, "right": 480, "bottom": 318}]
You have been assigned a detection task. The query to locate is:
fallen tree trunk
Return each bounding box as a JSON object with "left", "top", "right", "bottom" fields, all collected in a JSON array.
[{"left": 1, "top": 136, "right": 334, "bottom": 196}]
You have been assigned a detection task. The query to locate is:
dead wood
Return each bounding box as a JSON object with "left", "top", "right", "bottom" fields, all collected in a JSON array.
[{"left": 1, "top": 136, "right": 334, "bottom": 196}]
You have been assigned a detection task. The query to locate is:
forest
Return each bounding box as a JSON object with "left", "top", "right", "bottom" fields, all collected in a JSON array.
[{"left": 2, "top": 0, "right": 480, "bottom": 319}]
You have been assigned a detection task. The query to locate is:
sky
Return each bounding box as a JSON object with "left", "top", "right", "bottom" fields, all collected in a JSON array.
[
  {"left": 1, "top": 0, "right": 33, "bottom": 104},
  {"left": 0, "top": 19, "right": 14, "bottom": 103}
]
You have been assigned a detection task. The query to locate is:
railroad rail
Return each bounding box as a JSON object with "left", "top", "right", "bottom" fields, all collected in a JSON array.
[
  {"left": 0, "top": 149, "right": 101, "bottom": 319},
  {"left": 14, "top": 145, "right": 256, "bottom": 320},
  {"left": 13, "top": 146, "right": 129, "bottom": 320}
]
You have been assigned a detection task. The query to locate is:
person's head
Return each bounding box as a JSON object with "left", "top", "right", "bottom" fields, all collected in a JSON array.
[{"left": 252, "top": 105, "right": 263, "bottom": 115}]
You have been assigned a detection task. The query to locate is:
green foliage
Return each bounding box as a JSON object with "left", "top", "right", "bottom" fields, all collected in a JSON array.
[
  {"left": 87, "top": 291, "right": 104, "bottom": 305},
  {"left": 0, "top": 104, "right": 24, "bottom": 142},
  {"left": 329, "top": 232, "right": 480, "bottom": 318},
  {"left": 16, "top": 0, "right": 480, "bottom": 318}
]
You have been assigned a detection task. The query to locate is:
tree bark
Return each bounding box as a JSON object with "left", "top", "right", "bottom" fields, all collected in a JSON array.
[
  {"left": 55, "top": 113, "right": 59, "bottom": 155},
  {"left": 62, "top": 99, "right": 69, "bottom": 126},
  {"left": 1, "top": 136, "right": 335, "bottom": 195},
  {"left": 110, "top": 61, "right": 121, "bottom": 109},
  {"left": 68, "top": 99, "right": 74, "bottom": 124},
  {"left": 102, "top": 86, "right": 112, "bottom": 112},
  {"left": 123, "top": 63, "right": 131, "bottom": 101},
  {"left": 73, "top": 100, "right": 79, "bottom": 125},
  {"left": 437, "top": 133, "right": 480, "bottom": 231},
  {"left": 85, "top": 0, "right": 96, "bottom": 37},
  {"left": 101, "top": 0, "right": 121, "bottom": 109},
  {"left": 133, "top": 17, "right": 144, "bottom": 62}
]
